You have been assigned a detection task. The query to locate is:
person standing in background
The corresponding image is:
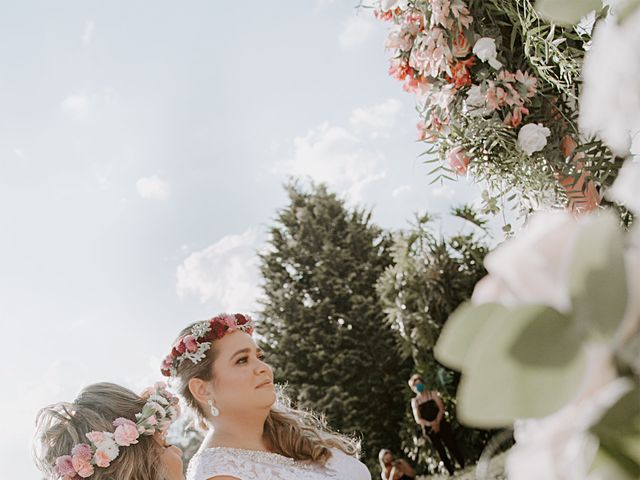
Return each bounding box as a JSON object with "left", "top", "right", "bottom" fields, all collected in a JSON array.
[{"left": 409, "top": 374, "right": 464, "bottom": 475}]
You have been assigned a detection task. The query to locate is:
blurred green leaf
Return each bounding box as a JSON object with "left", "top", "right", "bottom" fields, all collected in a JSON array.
[
  {"left": 569, "top": 213, "right": 628, "bottom": 338},
  {"left": 536, "top": 0, "right": 602, "bottom": 25},
  {"left": 434, "top": 302, "right": 506, "bottom": 371},
  {"left": 509, "top": 307, "right": 585, "bottom": 366},
  {"left": 590, "top": 385, "right": 640, "bottom": 478},
  {"left": 457, "top": 305, "right": 585, "bottom": 427}
]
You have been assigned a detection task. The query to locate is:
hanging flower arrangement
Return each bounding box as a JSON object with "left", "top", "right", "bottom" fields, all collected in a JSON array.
[{"left": 374, "top": 0, "right": 620, "bottom": 215}]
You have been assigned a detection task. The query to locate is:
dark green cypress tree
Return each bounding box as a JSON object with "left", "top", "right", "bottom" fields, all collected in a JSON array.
[{"left": 258, "top": 182, "right": 412, "bottom": 469}]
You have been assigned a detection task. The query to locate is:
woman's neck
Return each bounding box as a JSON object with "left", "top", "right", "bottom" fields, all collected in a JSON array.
[{"left": 204, "top": 410, "right": 271, "bottom": 452}]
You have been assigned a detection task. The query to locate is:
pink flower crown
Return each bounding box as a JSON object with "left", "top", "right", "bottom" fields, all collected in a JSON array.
[
  {"left": 53, "top": 382, "right": 179, "bottom": 480},
  {"left": 160, "top": 313, "right": 254, "bottom": 377}
]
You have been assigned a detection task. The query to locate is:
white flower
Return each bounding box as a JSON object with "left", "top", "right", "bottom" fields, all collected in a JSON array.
[
  {"left": 465, "top": 84, "right": 484, "bottom": 107},
  {"left": 464, "top": 84, "right": 490, "bottom": 116},
  {"left": 518, "top": 123, "right": 551, "bottom": 155},
  {"left": 92, "top": 433, "right": 119, "bottom": 461},
  {"left": 506, "top": 344, "right": 631, "bottom": 480},
  {"left": 191, "top": 320, "right": 210, "bottom": 338},
  {"left": 579, "top": 8, "right": 640, "bottom": 156},
  {"left": 147, "top": 393, "right": 169, "bottom": 406},
  {"left": 472, "top": 210, "right": 577, "bottom": 312},
  {"left": 472, "top": 37, "right": 502, "bottom": 69},
  {"left": 379, "top": 0, "right": 408, "bottom": 11},
  {"left": 181, "top": 341, "right": 211, "bottom": 364},
  {"left": 607, "top": 156, "right": 640, "bottom": 215}
]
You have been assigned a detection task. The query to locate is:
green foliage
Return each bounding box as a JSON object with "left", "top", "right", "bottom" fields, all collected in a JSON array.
[
  {"left": 590, "top": 385, "right": 640, "bottom": 479},
  {"left": 441, "top": 302, "right": 586, "bottom": 426},
  {"left": 536, "top": 0, "right": 603, "bottom": 26},
  {"left": 419, "top": 0, "right": 621, "bottom": 213},
  {"left": 568, "top": 213, "right": 628, "bottom": 337},
  {"left": 257, "top": 182, "right": 412, "bottom": 470},
  {"left": 434, "top": 213, "right": 634, "bottom": 429},
  {"left": 376, "top": 211, "right": 492, "bottom": 471}
]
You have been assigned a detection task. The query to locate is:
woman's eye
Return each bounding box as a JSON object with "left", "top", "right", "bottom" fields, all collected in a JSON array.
[
  {"left": 257, "top": 354, "right": 266, "bottom": 361},
  {"left": 236, "top": 356, "right": 248, "bottom": 364}
]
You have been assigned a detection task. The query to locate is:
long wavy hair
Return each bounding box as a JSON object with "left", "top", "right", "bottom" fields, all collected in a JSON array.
[
  {"left": 170, "top": 323, "right": 360, "bottom": 465},
  {"left": 33, "top": 382, "right": 166, "bottom": 480}
]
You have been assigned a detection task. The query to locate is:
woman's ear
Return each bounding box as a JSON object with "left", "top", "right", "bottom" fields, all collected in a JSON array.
[{"left": 188, "top": 377, "right": 213, "bottom": 404}]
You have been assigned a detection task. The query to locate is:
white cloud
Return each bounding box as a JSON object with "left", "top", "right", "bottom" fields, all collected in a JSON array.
[
  {"left": 82, "top": 20, "right": 95, "bottom": 46},
  {"left": 14, "top": 148, "right": 24, "bottom": 158},
  {"left": 392, "top": 184, "right": 412, "bottom": 197},
  {"left": 350, "top": 99, "right": 402, "bottom": 138},
  {"left": 431, "top": 184, "right": 455, "bottom": 199},
  {"left": 136, "top": 175, "right": 171, "bottom": 201},
  {"left": 339, "top": 14, "right": 376, "bottom": 48},
  {"left": 276, "top": 122, "right": 386, "bottom": 202},
  {"left": 176, "top": 229, "right": 263, "bottom": 312},
  {"left": 315, "top": 0, "right": 337, "bottom": 9},
  {"left": 60, "top": 88, "right": 118, "bottom": 121},
  {"left": 61, "top": 92, "right": 96, "bottom": 120},
  {"left": 97, "top": 175, "right": 111, "bottom": 191}
]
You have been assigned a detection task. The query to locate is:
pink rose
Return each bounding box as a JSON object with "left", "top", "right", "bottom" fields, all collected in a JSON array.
[
  {"left": 182, "top": 334, "right": 198, "bottom": 353},
  {"left": 70, "top": 443, "right": 92, "bottom": 462},
  {"left": 113, "top": 418, "right": 139, "bottom": 446},
  {"left": 452, "top": 31, "right": 470, "bottom": 57},
  {"left": 173, "top": 339, "right": 186, "bottom": 354},
  {"left": 222, "top": 314, "right": 237, "bottom": 331},
  {"left": 140, "top": 385, "right": 155, "bottom": 398},
  {"left": 447, "top": 146, "right": 470, "bottom": 175},
  {"left": 85, "top": 431, "right": 106, "bottom": 444},
  {"left": 54, "top": 455, "right": 76, "bottom": 476},
  {"left": 71, "top": 447, "right": 94, "bottom": 478},
  {"left": 93, "top": 449, "right": 112, "bottom": 468},
  {"left": 74, "top": 461, "right": 94, "bottom": 478}
]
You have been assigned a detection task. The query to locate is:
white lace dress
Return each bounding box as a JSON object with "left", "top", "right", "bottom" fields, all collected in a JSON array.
[{"left": 186, "top": 446, "right": 371, "bottom": 480}]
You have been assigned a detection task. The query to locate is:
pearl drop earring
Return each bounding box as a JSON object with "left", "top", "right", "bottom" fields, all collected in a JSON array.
[{"left": 207, "top": 399, "right": 220, "bottom": 417}]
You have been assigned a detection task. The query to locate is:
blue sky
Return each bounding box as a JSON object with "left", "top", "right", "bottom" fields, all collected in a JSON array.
[{"left": 0, "top": 1, "right": 489, "bottom": 477}]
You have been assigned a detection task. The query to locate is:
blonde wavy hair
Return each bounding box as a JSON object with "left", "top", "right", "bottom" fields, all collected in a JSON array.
[
  {"left": 33, "top": 382, "right": 166, "bottom": 480},
  {"left": 171, "top": 323, "right": 360, "bottom": 465}
]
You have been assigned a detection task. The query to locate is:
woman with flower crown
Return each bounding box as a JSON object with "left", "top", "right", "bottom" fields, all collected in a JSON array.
[
  {"left": 161, "top": 313, "right": 371, "bottom": 480},
  {"left": 33, "top": 382, "right": 184, "bottom": 480}
]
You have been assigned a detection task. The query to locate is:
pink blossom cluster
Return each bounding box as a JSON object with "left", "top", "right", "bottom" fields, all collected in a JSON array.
[
  {"left": 482, "top": 70, "right": 538, "bottom": 128},
  {"left": 375, "top": 0, "right": 541, "bottom": 174},
  {"left": 52, "top": 383, "right": 179, "bottom": 479},
  {"left": 161, "top": 313, "right": 254, "bottom": 377}
]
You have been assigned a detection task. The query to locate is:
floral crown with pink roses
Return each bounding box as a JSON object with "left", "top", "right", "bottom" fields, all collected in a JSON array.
[
  {"left": 53, "top": 382, "right": 179, "bottom": 480},
  {"left": 160, "top": 313, "right": 254, "bottom": 377}
]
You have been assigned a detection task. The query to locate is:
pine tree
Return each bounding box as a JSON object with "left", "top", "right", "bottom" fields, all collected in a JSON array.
[{"left": 258, "top": 182, "right": 412, "bottom": 469}]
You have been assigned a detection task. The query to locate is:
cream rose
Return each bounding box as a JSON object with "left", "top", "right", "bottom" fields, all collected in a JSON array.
[
  {"left": 472, "top": 37, "right": 502, "bottom": 69},
  {"left": 517, "top": 123, "right": 551, "bottom": 155}
]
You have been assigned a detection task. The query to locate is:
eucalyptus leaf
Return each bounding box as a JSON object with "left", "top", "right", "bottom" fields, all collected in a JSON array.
[
  {"left": 568, "top": 213, "right": 628, "bottom": 338},
  {"left": 590, "top": 448, "right": 639, "bottom": 480},
  {"left": 456, "top": 305, "right": 585, "bottom": 427},
  {"left": 536, "top": 0, "right": 602, "bottom": 25},
  {"left": 509, "top": 307, "right": 585, "bottom": 366},
  {"left": 434, "top": 302, "right": 506, "bottom": 371},
  {"left": 590, "top": 385, "right": 640, "bottom": 478}
]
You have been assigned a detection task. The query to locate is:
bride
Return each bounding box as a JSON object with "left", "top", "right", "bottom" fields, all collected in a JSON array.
[{"left": 161, "top": 313, "right": 371, "bottom": 480}]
